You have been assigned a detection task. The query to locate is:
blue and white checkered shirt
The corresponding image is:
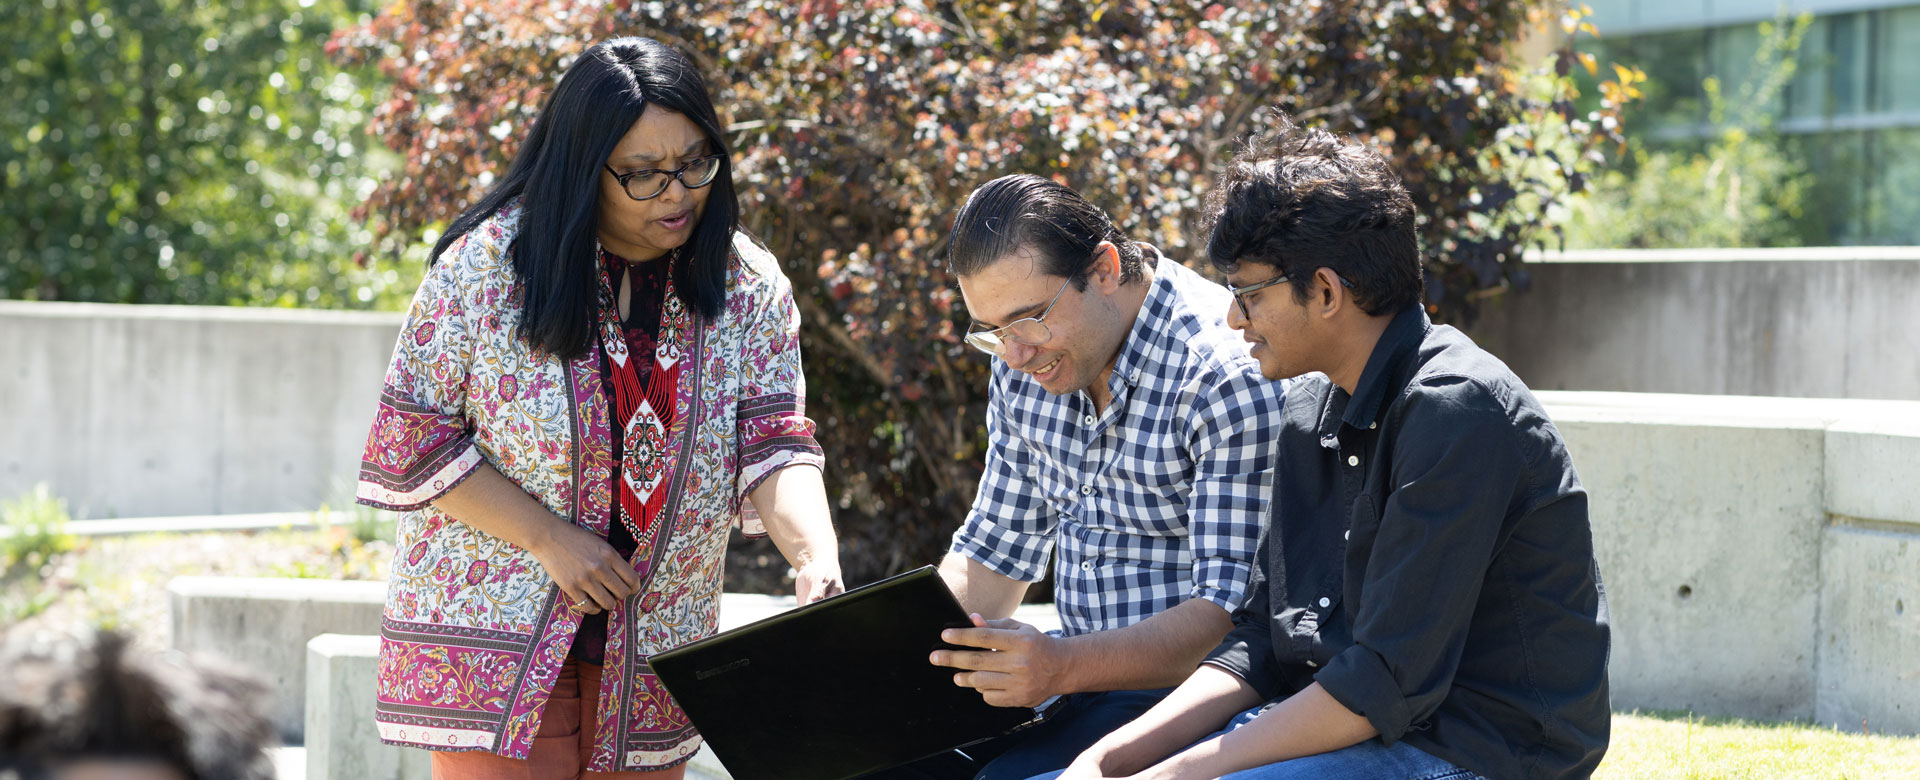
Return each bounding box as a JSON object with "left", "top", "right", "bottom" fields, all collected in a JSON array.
[{"left": 952, "top": 248, "right": 1284, "bottom": 637}]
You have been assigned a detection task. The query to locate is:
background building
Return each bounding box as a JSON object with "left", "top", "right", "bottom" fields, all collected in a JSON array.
[{"left": 1582, "top": 0, "right": 1920, "bottom": 244}]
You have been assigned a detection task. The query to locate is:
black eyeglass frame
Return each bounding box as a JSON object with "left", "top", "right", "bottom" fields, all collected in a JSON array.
[
  {"left": 603, "top": 152, "right": 727, "bottom": 201},
  {"left": 1226, "top": 271, "right": 1356, "bottom": 320}
]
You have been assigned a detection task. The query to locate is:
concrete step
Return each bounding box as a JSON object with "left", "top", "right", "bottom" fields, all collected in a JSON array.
[
  {"left": 306, "top": 634, "right": 429, "bottom": 780},
  {"left": 168, "top": 576, "right": 387, "bottom": 743}
]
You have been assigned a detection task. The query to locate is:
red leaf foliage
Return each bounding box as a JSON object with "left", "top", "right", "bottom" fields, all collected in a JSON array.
[{"left": 334, "top": 0, "right": 1627, "bottom": 588}]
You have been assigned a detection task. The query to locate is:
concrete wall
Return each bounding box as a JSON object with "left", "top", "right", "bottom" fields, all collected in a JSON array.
[
  {"left": 1542, "top": 391, "right": 1920, "bottom": 732},
  {"left": 0, "top": 301, "right": 401, "bottom": 518},
  {"left": 168, "top": 576, "right": 388, "bottom": 742},
  {"left": 1468, "top": 249, "right": 1920, "bottom": 403},
  {"left": 4, "top": 290, "right": 1919, "bottom": 731},
  {"left": 4, "top": 251, "right": 1915, "bottom": 518}
]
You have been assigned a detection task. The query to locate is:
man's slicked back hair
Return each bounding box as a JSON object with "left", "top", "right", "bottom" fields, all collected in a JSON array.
[
  {"left": 1203, "top": 112, "right": 1422, "bottom": 315},
  {"left": 947, "top": 174, "right": 1144, "bottom": 289}
]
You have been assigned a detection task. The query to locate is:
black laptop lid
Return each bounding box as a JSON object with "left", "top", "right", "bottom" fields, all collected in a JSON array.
[{"left": 649, "top": 566, "right": 1037, "bottom": 780}]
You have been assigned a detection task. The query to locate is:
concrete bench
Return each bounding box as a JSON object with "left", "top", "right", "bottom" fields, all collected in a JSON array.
[
  {"left": 167, "top": 576, "right": 387, "bottom": 742},
  {"left": 307, "top": 634, "right": 430, "bottom": 780}
]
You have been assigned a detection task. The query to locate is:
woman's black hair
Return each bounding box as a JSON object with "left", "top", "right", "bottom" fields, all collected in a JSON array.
[{"left": 430, "top": 37, "right": 738, "bottom": 360}]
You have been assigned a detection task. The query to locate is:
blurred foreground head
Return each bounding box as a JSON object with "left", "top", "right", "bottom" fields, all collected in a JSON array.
[{"left": 0, "top": 629, "right": 275, "bottom": 780}]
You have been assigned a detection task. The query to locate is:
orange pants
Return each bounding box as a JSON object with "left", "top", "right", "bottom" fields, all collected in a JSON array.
[{"left": 430, "top": 659, "right": 689, "bottom": 780}]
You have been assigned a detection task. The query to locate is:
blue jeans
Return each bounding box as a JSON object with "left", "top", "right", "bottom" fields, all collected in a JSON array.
[
  {"left": 856, "top": 687, "right": 1174, "bottom": 780},
  {"left": 1026, "top": 702, "right": 1482, "bottom": 780}
]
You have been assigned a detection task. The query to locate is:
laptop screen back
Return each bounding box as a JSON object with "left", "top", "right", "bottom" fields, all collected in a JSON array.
[{"left": 649, "top": 567, "right": 1038, "bottom": 780}]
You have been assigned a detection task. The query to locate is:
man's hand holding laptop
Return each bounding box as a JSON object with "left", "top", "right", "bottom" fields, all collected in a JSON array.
[{"left": 930, "top": 613, "right": 1069, "bottom": 708}]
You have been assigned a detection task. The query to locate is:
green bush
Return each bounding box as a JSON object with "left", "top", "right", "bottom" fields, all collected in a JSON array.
[
  {"left": 347, "top": 505, "right": 398, "bottom": 547},
  {"left": 0, "top": 0, "right": 414, "bottom": 308},
  {"left": 2, "top": 483, "right": 76, "bottom": 573}
]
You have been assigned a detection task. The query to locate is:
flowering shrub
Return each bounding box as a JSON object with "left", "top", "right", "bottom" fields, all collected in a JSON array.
[{"left": 334, "top": 0, "right": 1634, "bottom": 588}]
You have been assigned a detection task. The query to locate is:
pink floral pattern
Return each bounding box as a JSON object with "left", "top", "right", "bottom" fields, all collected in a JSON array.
[{"left": 356, "top": 202, "right": 823, "bottom": 769}]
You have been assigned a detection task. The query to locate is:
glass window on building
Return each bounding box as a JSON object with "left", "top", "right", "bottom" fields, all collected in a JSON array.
[
  {"left": 1826, "top": 13, "right": 1870, "bottom": 118},
  {"left": 1874, "top": 7, "right": 1920, "bottom": 113},
  {"left": 1608, "top": 29, "right": 1712, "bottom": 133},
  {"left": 1789, "top": 129, "right": 1870, "bottom": 244},
  {"left": 1784, "top": 15, "right": 1833, "bottom": 122},
  {"left": 1783, "top": 12, "right": 1875, "bottom": 121},
  {"left": 1707, "top": 23, "right": 1781, "bottom": 119},
  {"left": 1866, "top": 128, "right": 1920, "bottom": 243},
  {"left": 1590, "top": 5, "right": 1920, "bottom": 245}
]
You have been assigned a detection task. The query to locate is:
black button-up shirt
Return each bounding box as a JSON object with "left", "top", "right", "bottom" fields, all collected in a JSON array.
[{"left": 1207, "top": 304, "right": 1611, "bottom": 780}]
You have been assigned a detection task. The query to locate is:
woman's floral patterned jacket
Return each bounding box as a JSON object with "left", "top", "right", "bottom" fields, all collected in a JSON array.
[{"left": 355, "top": 202, "right": 823, "bottom": 770}]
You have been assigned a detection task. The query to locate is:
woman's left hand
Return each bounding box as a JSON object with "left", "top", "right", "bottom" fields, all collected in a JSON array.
[{"left": 795, "top": 558, "right": 845, "bottom": 603}]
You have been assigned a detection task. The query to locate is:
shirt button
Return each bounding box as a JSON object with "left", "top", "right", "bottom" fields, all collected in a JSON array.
[
  {"left": 1347, "top": 455, "right": 1359, "bottom": 467},
  {"left": 1344, "top": 530, "right": 1350, "bottom": 541},
  {"left": 1080, "top": 485, "right": 1094, "bottom": 496},
  {"left": 1080, "top": 561, "right": 1094, "bottom": 572},
  {"left": 1083, "top": 414, "right": 1096, "bottom": 426},
  {"left": 1369, "top": 421, "right": 1377, "bottom": 429},
  {"left": 1318, "top": 597, "right": 1331, "bottom": 608},
  {"left": 1306, "top": 660, "right": 1319, "bottom": 668}
]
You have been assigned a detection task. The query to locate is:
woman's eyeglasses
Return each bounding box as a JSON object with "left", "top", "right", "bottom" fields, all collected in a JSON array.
[{"left": 604, "top": 153, "right": 726, "bottom": 201}]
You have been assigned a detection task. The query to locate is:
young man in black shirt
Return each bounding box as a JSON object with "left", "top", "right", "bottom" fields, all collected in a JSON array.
[{"left": 1043, "top": 115, "right": 1610, "bottom": 780}]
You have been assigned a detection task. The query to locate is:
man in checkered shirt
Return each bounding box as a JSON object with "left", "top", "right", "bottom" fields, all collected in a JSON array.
[{"left": 868, "top": 174, "right": 1283, "bottom": 780}]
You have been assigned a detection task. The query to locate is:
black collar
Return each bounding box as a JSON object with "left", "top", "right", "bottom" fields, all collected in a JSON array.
[{"left": 1339, "top": 303, "right": 1432, "bottom": 431}]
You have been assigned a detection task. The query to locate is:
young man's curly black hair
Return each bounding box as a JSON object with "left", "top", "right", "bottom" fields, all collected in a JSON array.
[{"left": 1203, "top": 111, "right": 1424, "bottom": 316}]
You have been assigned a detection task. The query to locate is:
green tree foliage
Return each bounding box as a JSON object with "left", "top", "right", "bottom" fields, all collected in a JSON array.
[
  {"left": 333, "top": 0, "right": 1634, "bottom": 586},
  {"left": 0, "top": 0, "right": 412, "bottom": 308},
  {"left": 1564, "top": 15, "right": 1815, "bottom": 248}
]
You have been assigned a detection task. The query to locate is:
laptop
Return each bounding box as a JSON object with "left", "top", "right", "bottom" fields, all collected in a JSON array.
[{"left": 649, "top": 566, "right": 1051, "bottom": 780}]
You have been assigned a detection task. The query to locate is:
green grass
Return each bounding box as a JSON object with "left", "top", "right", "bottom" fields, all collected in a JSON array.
[{"left": 1599, "top": 710, "right": 1920, "bottom": 779}]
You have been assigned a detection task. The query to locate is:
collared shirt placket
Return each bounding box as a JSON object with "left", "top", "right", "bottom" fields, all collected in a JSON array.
[{"left": 1074, "top": 380, "right": 1124, "bottom": 616}]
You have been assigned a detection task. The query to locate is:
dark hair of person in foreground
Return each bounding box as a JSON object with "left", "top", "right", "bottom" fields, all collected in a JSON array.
[
  {"left": 430, "top": 36, "right": 740, "bottom": 360},
  {"left": 1203, "top": 113, "right": 1423, "bottom": 314},
  {"left": 0, "top": 628, "right": 276, "bottom": 780}
]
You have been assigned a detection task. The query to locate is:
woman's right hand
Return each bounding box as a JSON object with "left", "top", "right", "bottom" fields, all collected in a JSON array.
[
  {"left": 427, "top": 463, "right": 640, "bottom": 614},
  {"left": 531, "top": 521, "right": 639, "bottom": 614}
]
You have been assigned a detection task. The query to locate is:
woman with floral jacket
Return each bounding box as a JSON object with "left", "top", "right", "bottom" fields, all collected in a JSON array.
[{"left": 356, "top": 37, "right": 841, "bottom": 779}]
